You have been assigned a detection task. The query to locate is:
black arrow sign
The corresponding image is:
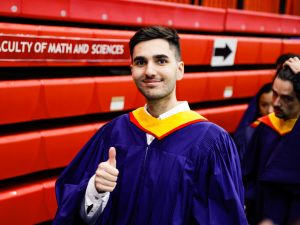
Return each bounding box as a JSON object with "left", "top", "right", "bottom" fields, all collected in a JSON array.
[{"left": 214, "top": 44, "right": 232, "bottom": 60}]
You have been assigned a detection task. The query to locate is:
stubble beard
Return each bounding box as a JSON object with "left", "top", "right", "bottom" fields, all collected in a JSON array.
[{"left": 135, "top": 78, "right": 176, "bottom": 102}]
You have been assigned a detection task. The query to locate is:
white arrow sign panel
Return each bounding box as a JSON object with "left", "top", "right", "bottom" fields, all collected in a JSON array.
[{"left": 211, "top": 39, "right": 237, "bottom": 67}]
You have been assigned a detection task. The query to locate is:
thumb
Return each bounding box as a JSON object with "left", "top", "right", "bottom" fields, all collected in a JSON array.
[{"left": 108, "top": 147, "right": 116, "bottom": 167}]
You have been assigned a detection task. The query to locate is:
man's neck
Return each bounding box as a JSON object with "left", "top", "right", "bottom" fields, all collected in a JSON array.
[{"left": 146, "top": 98, "right": 180, "bottom": 118}]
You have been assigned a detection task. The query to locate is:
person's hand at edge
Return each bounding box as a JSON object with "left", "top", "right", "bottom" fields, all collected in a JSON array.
[{"left": 283, "top": 57, "right": 300, "bottom": 74}]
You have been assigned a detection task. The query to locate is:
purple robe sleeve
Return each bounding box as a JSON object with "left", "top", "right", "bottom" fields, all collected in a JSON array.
[
  {"left": 235, "top": 96, "right": 258, "bottom": 133},
  {"left": 193, "top": 131, "right": 248, "bottom": 225},
  {"left": 53, "top": 126, "right": 110, "bottom": 225}
]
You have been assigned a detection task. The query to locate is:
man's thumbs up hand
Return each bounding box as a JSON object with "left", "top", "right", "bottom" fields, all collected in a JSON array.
[{"left": 95, "top": 147, "right": 119, "bottom": 193}]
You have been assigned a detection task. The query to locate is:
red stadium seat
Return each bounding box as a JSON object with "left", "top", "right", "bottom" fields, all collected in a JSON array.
[
  {"left": 177, "top": 73, "right": 208, "bottom": 103},
  {"left": 43, "top": 78, "right": 96, "bottom": 118},
  {"left": 225, "top": 8, "right": 300, "bottom": 35},
  {"left": 178, "top": 70, "right": 274, "bottom": 103},
  {"left": 43, "top": 124, "right": 101, "bottom": 168},
  {"left": 0, "top": 0, "right": 226, "bottom": 32},
  {"left": 0, "top": 178, "right": 57, "bottom": 224},
  {"left": 180, "top": 34, "right": 214, "bottom": 65},
  {"left": 0, "top": 123, "right": 104, "bottom": 180},
  {"left": 198, "top": 104, "right": 247, "bottom": 133},
  {"left": 234, "top": 70, "right": 275, "bottom": 97},
  {"left": 234, "top": 37, "right": 282, "bottom": 64},
  {"left": 258, "top": 70, "right": 276, "bottom": 86},
  {"left": 282, "top": 39, "right": 300, "bottom": 55},
  {"left": 43, "top": 179, "right": 57, "bottom": 220},
  {"left": 0, "top": 0, "right": 21, "bottom": 17},
  {"left": 0, "top": 80, "right": 41, "bottom": 124},
  {"left": 0, "top": 132, "right": 42, "bottom": 180},
  {"left": 21, "top": 0, "right": 69, "bottom": 20},
  {"left": 281, "top": 14, "right": 300, "bottom": 34},
  {"left": 68, "top": 0, "right": 226, "bottom": 32},
  {"left": 207, "top": 72, "right": 235, "bottom": 100},
  {"left": 95, "top": 76, "right": 145, "bottom": 112}
]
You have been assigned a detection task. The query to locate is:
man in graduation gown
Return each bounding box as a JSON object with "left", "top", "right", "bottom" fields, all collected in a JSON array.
[
  {"left": 242, "top": 57, "right": 300, "bottom": 225},
  {"left": 53, "top": 26, "right": 248, "bottom": 225}
]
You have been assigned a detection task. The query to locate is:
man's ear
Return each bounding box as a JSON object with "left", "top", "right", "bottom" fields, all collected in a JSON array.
[
  {"left": 130, "top": 64, "right": 133, "bottom": 73},
  {"left": 176, "top": 61, "right": 184, "bottom": 81}
]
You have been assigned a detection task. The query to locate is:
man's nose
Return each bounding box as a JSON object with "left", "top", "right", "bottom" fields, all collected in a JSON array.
[
  {"left": 273, "top": 97, "right": 281, "bottom": 107},
  {"left": 145, "top": 62, "right": 156, "bottom": 76}
]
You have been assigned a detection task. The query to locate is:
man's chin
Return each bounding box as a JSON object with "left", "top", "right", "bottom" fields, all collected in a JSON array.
[
  {"left": 144, "top": 95, "right": 163, "bottom": 101},
  {"left": 274, "top": 112, "right": 285, "bottom": 119},
  {"left": 141, "top": 92, "right": 166, "bottom": 101}
]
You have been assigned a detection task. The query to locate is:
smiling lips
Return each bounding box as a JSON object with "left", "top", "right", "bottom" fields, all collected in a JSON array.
[
  {"left": 142, "top": 78, "right": 162, "bottom": 86},
  {"left": 144, "top": 78, "right": 161, "bottom": 83}
]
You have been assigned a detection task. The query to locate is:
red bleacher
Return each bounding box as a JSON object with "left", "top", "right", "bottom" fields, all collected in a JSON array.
[
  {"left": 226, "top": 8, "right": 300, "bottom": 35},
  {"left": 0, "top": 0, "right": 226, "bottom": 32},
  {"left": 0, "top": 178, "right": 57, "bottom": 225},
  {"left": 0, "top": 70, "right": 274, "bottom": 125},
  {"left": 282, "top": 39, "right": 300, "bottom": 53},
  {"left": 1, "top": 23, "right": 296, "bottom": 67},
  {"left": 0, "top": 123, "right": 104, "bottom": 180}
]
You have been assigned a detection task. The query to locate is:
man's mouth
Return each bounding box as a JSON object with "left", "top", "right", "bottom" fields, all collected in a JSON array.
[
  {"left": 274, "top": 107, "right": 283, "bottom": 114},
  {"left": 143, "top": 78, "right": 161, "bottom": 83}
]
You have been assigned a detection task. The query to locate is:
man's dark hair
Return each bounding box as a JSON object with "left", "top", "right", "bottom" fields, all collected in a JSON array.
[
  {"left": 129, "top": 26, "right": 181, "bottom": 61},
  {"left": 274, "top": 66, "right": 300, "bottom": 101}
]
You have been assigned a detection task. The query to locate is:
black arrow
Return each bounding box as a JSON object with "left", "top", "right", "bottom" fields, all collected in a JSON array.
[{"left": 214, "top": 44, "right": 232, "bottom": 60}]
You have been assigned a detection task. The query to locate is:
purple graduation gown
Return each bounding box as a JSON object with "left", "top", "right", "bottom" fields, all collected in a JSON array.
[
  {"left": 234, "top": 94, "right": 259, "bottom": 162},
  {"left": 235, "top": 96, "right": 258, "bottom": 134},
  {"left": 242, "top": 116, "right": 300, "bottom": 225},
  {"left": 233, "top": 123, "right": 257, "bottom": 163},
  {"left": 53, "top": 111, "right": 248, "bottom": 225}
]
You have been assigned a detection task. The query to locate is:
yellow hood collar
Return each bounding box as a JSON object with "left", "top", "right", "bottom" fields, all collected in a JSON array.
[
  {"left": 259, "top": 112, "right": 298, "bottom": 135},
  {"left": 130, "top": 107, "right": 207, "bottom": 140}
]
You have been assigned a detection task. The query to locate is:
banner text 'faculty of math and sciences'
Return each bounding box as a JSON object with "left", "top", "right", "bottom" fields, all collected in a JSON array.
[{"left": 0, "top": 34, "right": 131, "bottom": 66}]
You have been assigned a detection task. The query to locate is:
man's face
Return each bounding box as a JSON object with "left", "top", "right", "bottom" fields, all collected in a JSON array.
[
  {"left": 272, "top": 77, "right": 300, "bottom": 120},
  {"left": 131, "top": 39, "right": 184, "bottom": 101}
]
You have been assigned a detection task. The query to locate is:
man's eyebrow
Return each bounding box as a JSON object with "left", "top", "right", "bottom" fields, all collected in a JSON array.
[
  {"left": 133, "top": 56, "right": 146, "bottom": 62},
  {"left": 153, "top": 54, "right": 169, "bottom": 59},
  {"left": 133, "top": 55, "right": 169, "bottom": 62},
  {"left": 273, "top": 89, "right": 295, "bottom": 98},
  {"left": 282, "top": 94, "right": 295, "bottom": 98}
]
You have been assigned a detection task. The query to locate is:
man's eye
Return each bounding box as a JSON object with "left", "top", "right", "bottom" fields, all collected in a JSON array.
[
  {"left": 283, "top": 96, "right": 294, "bottom": 102},
  {"left": 135, "top": 60, "right": 145, "bottom": 66},
  {"left": 157, "top": 59, "right": 167, "bottom": 64}
]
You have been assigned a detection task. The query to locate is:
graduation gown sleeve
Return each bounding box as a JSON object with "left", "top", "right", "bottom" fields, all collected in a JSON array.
[
  {"left": 192, "top": 128, "right": 248, "bottom": 225},
  {"left": 53, "top": 123, "right": 112, "bottom": 225}
]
